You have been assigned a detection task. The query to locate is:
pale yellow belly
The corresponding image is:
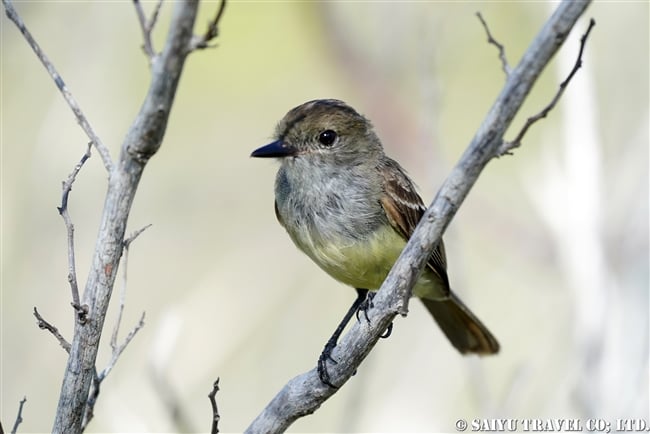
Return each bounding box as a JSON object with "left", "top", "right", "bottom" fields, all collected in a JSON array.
[{"left": 293, "top": 224, "right": 446, "bottom": 300}]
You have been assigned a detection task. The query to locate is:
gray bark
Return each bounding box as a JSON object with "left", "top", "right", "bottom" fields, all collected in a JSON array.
[{"left": 52, "top": 2, "right": 199, "bottom": 432}]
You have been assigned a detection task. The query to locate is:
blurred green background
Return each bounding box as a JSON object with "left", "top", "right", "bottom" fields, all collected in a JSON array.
[{"left": 2, "top": 1, "right": 648, "bottom": 432}]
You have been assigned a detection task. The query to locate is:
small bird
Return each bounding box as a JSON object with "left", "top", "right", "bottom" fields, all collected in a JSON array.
[{"left": 252, "top": 99, "right": 499, "bottom": 385}]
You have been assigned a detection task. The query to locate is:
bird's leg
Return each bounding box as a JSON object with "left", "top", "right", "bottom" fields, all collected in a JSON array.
[{"left": 318, "top": 288, "right": 368, "bottom": 387}]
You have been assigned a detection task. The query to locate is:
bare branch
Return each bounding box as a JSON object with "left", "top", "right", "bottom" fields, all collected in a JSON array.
[
  {"left": 476, "top": 12, "right": 511, "bottom": 76},
  {"left": 33, "top": 308, "right": 71, "bottom": 354},
  {"left": 189, "top": 0, "right": 227, "bottom": 51},
  {"left": 208, "top": 379, "right": 221, "bottom": 434},
  {"left": 102, "top": 312, "right": 145, "bottom": 382},
  {"left": 81, "top": 226, "right": 149, "bottom": 429},
  {"left": 57, "top": 143, "right": 92, "bottom": 324},
  {"left": 498, "top": 18, "right": 596, "bottom": 156},
  {"left": 133, "top": 0, "right": 163, "bottom": 61},
  {"left": 10, "top": 397, "right": 27, "bottom": 434},
  {"left": 81, "top": 312, "right": 145, "bottom": 430},
  {"left": 42, "top": 2, "right": 211, "bottom": 431},
  {"left": 246, "top": 2, "right": 593, "bottom": 432},
  {"left": 81, "top": 370, "right": 100, "bottom": 431},
  {"left": 111, "top": 224, "right": 151, "bottom": 351},
  {"left": 123, "top": 224, "right": 153, "bottom": 248},
  {"left": 4, "top": 0, "right": 225, "bottom": 431},
  {"left": 2, "top": 0, "right": 113, "bottom": 171}
]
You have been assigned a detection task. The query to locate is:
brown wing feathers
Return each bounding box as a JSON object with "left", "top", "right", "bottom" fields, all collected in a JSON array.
[{"left": 378, "top": 159, "right": 451, "bottom": 293}]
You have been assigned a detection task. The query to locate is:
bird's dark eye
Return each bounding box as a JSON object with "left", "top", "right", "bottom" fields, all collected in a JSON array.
[{"left": 318, "top": 130, "right": 337, "bottom": 147}]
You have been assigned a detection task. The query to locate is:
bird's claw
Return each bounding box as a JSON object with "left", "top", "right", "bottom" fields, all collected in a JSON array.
[
  {"left": 354, "top": 292, "right": 393, "bottom": 339},
  {"left": 317, "top": 340, "right": 339, "bottom": 388},
  {"left": 355, "top": 292, "right": 375, "bottom": 323}
]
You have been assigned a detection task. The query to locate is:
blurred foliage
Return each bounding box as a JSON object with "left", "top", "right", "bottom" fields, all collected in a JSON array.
[{"left": 1, "top": 2, "right": 648, "bottom": 432}]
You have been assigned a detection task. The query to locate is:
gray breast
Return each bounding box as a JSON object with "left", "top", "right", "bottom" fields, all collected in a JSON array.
[{"left": 275, "top": 160, "right": 385, "bottom": 245}]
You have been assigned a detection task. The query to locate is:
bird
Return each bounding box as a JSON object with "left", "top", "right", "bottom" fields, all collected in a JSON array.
[{"left": 251, "top": 99, "right": 499, "bottom": 386}]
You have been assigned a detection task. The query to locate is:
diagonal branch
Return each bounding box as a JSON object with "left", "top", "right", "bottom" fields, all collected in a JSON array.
[
  {"left": 2, "top": 0, "right": 113, "bottom": 171},
  {"left": 499, "top": 18, "right": 596, "bottom": 156},
  {"left": 246, "top": 2, "right": 593, "bottom": 432},
  {"left": 33, "top": 307, "right": 71, "bottom": 354},
  {"left": 10, "top": 396, "right": 27, "bottom": 434}
]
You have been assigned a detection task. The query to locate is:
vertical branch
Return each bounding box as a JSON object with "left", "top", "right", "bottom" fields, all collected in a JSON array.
[
  {"left": 208, "top": 379, "right": 221, "bottom": 434},
  {"left": 4, "top": 0, "right": 228, "bottom": 431},
  {"left": 57, "top": 144, "right": 92, "bottom": 322},
  {"left": 51, "top": 3, "right": 201, "bottom": 432}
]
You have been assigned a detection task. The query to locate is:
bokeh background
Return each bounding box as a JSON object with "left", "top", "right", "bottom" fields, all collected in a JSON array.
[{"left": 2, "top": 1, "right": 648, "bottom": 432}]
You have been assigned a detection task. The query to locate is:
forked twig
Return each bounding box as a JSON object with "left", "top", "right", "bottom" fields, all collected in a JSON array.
[
  {"left": 498, "top": 18, "right": 596, "bottom": 156},
  {"left": 189, "top": 0, "right": 227, "bottom": 51},
  {"left": 133, "top": 0, "right": 163, "bottom": 61}
]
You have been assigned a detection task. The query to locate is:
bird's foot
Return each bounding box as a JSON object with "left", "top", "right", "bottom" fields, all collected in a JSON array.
[
  {"left": 355, "top": 292, "right": 393, "bottom": 339},
  {"left": 355, "top": 292, "right": 375, "bottom": 323},
  {"left": 317, "top": 339, "right": 339, "bottom": 388}
]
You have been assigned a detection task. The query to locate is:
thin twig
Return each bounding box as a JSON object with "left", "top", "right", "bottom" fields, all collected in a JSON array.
[
  {"left": 2, "top": 0, "right": 113, "bottom": 171},
  {"left": 476, "top": 12, "right": 511, "bottom": 76},
  {"left": 33, "top": 308, "right": 71, "bottom": 353},
  {"left": 208, "top": 379, "right": 221, "bottom": 434},
  {"left": 101, "top": 312, "right": 145, "bottom": 382},
  {"left": 498, "top": 18, "right": 596, "bottom": 156},
  {"left": 133, "top": 0, "right": 163, "bottom": 61},
  {"left": 124, "top": 224, "right": 153, "bottom": 248},
  {"left": 57, "top": 143, "right": 92, "bottom": 324},
  {"left": 81, "top": 312, "right": 145, "bottom": 430},
  {"left": 188, "top": 0, "right": 227, "bottom": 51},
  {"left": 111, "top": 224, "right": 152, "bottom": 351},
  {"left": 10, "top": 397, "right": 27, "bottom": 434}
]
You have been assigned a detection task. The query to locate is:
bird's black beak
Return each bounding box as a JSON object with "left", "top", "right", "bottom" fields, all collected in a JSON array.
[{"left": 251, "top": 140, "right": 297, "bottom": 158}]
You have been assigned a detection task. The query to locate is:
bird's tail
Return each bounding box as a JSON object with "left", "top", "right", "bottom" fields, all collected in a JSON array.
[{"left": 420, "top": 292, "right": 499, "bottom": 355}]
